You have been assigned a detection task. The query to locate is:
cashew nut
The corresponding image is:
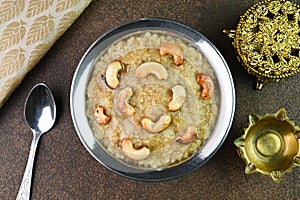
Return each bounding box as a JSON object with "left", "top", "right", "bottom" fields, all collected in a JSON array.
[
  {"left": 196, "top": 73, "right": 214, "bottom": 100},
  {"left": 160, "top": 43, "right": 184, "bottom": 66},
  {"left": 117, "top": 87, "right": 135, "bottom": 116},
  {"left": 141, "top": 114, "right": 171, "bottom": 133},
  {"left": 135, "top": 62, "right": 168, "bottom": 80},
  {"left": 121, "top": 138, "right": 150, "bottom": 161},
  {"left": 176, "top": 126, "right": 198, "bottom": 144},
  {"left": 168, "top": 85, "right": 186, "bottom": 112},
  {"left": 94, "top": 106, "right": 111, "bottom": 125},
  {"left": 105, "top": 60, "right": 123, "bottom": 89}
]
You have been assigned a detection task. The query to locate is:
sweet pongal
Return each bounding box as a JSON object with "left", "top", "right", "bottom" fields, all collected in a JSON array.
[{"left": 86, "top": 31, "right": 218, "bottom": 168}]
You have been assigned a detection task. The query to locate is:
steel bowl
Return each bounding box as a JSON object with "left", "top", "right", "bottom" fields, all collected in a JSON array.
[{"left": 70, "top": 18, "right": 235, "bottom": 181}]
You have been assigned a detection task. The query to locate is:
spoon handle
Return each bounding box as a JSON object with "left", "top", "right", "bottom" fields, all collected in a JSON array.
[{"left": 16, "top": 132, "right": 41, "bottom": 200}]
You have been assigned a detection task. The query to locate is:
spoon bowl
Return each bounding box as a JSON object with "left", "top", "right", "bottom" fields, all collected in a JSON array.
[{"left": 16, "top": 83, "right": 56, "bottom": 200}]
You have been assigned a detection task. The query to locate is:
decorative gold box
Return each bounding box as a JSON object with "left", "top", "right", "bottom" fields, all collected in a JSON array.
[
  {"left": 224, "top": 0, "right": 300, "bottom": 89},
  {"left": 234, "top": 109, "right": 300, "bottom": 183}
]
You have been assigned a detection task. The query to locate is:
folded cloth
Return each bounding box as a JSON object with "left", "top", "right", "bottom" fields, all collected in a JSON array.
[{"left": 0, "top": 0, "right": 92, "bottom": 108}]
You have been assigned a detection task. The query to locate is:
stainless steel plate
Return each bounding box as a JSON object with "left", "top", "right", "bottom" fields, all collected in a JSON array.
[{"left": 70, "top": 18, "right": 235, "bottom": 181}]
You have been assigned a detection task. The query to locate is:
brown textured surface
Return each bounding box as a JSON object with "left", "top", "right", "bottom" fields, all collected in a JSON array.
[{"left": 1, "top": 0, "right": 300, "bottom": 199}]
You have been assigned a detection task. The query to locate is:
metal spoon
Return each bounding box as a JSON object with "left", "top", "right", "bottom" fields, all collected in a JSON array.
[{"left": 16, "top": 83, "right": 56, "bottom": 200}]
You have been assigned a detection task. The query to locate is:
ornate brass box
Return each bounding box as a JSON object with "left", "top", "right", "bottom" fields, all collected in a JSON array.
[{"left": 224, "top": 0, "right": 300, "bottom": 89}]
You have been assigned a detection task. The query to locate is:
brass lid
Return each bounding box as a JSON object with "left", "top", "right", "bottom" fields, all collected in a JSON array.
[
  {"left": 234, "top": 109, "right": 300, "bottom": 183},
  {"left": 224, "top": 0, "right": 300, "bottom": 89}
]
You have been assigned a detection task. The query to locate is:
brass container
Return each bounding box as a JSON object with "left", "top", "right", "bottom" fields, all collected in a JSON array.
[
  {"left": 234, "top": 109, "right": 300, "bottom": 183},
  {"left": 224, "top": 0, "right": 300, "bottom": 89}
]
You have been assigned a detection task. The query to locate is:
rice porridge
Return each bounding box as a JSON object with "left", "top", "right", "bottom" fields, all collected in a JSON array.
[{"left": 86, "top": 31, "right": 218, "bottom": 169}]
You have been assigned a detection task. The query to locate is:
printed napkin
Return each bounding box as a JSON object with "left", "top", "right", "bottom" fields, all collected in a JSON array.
[{"left": 0, "top": 0, "right": 92, "bottom": 108}]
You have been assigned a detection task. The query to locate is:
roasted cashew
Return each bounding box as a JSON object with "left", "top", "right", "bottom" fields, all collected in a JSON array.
[
  {"left": 135, "top": 62, "right": 168, "bottom": 80},
  {"left": 168, "top": 85, "right": 186, "bottom": 112},
  {"left": 105, "top": 60, "right": 123, "bottom": 89},
  {"left": 94, "top": 106, "right": 111, "bottom": 125},
  {"left": 121, "top": 138, "right": 150, "bottom": 161},
  {"left": 141, "top": 114, "right": 171, "bottom": 133},
  {"left": 196, "top": 73, "right": 214, "bottom": 100},
  {"left": 160, "top": 43, "right": 184, "bottom": 66},
  {"left": 117, "top": 87, "right": 135, "bottom": 116},
  {"left": 176, "top": 126, "right": 197, "bottom": 144}
]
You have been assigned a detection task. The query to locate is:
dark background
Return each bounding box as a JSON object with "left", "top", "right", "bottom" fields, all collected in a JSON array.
[{"left": 1, "top": 0, "right": 300, "bottom": 199}]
